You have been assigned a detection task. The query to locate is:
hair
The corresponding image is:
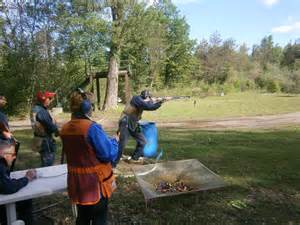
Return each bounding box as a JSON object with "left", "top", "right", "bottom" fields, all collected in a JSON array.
[{"left": 70, "top": 91, "right": 94, "bottom": 113}]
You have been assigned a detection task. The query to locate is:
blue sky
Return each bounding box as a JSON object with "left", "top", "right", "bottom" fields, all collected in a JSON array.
[{"left": 171, "top": 0, "right": 300, "bottom": 48}]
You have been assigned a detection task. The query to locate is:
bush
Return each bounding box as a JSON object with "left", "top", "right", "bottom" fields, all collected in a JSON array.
[
  {"left": 255, "top": 76, "right": 266, "bottom": 89},
  {"left": 266, "top": 80, "right": 280, "bottom": 93}
]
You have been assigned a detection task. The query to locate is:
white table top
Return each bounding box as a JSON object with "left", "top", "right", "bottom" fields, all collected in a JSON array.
[{"left": 0, "top": 164, "right": 67, "bottom": 205}]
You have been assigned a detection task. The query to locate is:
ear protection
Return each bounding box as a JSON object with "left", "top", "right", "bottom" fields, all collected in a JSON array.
[
  {"left": 77, "top": 88, "right": 92, "bottom": 115},
  {"left": 141, "top": 90, "right": 150, "bottom": 99}
]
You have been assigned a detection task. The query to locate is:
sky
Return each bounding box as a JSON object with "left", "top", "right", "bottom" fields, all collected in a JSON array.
[{"left": 171, "top": 0, "right": 300, "bottom": 48}]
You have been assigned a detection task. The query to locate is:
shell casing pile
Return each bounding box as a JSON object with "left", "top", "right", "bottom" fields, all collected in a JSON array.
[{"left": 155, "top": 180, "right": 194, "bottom": 193}]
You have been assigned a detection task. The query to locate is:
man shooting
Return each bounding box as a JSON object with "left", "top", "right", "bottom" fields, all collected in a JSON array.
[{"left": 116, "top": 90, "right": 164, "bottom": 164}]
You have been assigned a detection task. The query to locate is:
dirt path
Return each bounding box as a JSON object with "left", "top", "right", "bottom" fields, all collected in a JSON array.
[
  {"left": 156, "top": 112, "right": 300, "bottom": 129},
  {"left": 9, "top": 112, "right": 300, "bottom": 131}
]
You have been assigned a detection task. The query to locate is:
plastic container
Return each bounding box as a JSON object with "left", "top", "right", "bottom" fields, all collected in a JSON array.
[{"left": 139, "top": 121, "right": 158, "bottom": 158}]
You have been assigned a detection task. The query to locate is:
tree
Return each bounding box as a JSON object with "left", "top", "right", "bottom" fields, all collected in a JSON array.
[
  {"left": 155, "top": 0, "right": 195, "bottom": 86},
  {"left": 195, "top": 32, "right": 236, "bottom": 84},
  {"left": 281, "top": 42, "right": 300, "bottom": 71},
  {"left": 252, "top": 35, "right": 282, "bottom": 70}
]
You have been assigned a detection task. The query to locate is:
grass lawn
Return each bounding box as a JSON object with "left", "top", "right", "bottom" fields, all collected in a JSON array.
[
  {"left": 98, "top": 92, "right": 300, "bottom": 122},
  {"left": 12, "top": 125, "right": 300, "bottom": 225}
]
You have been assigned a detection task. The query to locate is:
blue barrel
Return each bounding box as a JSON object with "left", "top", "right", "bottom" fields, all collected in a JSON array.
[{"left": 139, "top": 121, "right": 158, "bottom": 158}]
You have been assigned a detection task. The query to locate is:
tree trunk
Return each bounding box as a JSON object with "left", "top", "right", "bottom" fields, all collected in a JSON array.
[
  {"left": 102, "top": 4, "right": 122, "bottom": 110},
  {"left": 102, "top": 54, "right": 119, "bottom": 110}
]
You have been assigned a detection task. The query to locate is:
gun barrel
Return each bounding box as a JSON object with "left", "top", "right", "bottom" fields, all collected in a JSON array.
[
  {"left": 152, "top": 96, "right": 190, "bottom": 102},
  {"left": 160, "top": 96, "right": 190, "bottom": 102}
]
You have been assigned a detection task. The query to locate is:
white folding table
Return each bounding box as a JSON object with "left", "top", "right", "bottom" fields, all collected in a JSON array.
[{"left": 0, "top": 164, "right": 67, "bottom": 225}]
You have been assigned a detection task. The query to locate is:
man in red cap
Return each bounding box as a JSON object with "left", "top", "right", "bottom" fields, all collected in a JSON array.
[{"left": 30, "top": 91, "right": 59, "bottom": 167}]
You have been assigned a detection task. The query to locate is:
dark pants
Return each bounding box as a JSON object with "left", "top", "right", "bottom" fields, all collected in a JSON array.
[
  {"left": 76, "top": 198, "right": 108, "bottom": 225},
  {"left": 40, "top": 151, "right": 55, "bottom": 167},
  {"left": 40, "top": 137, "right": 56, "bottom": 167},
  {"left": 0, "top": 199, "right": 33, "bottom": 225},
  {"left": 118, "top": 117, "right": 146, "bottom": 161}
]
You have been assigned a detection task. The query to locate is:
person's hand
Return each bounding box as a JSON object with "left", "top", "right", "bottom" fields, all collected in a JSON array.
[
  {"left": 25, "top": 169, "right": 37, "bottom": 181},
  {"left": 113, "top": 131, "right": 120, "bottom": 142},
  {"left": 2, "top": 131, "right": 12, "bottom": 139}
]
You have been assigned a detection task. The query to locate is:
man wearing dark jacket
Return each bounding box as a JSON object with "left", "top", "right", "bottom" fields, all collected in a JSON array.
[
  {"left": 0, "top": 144, "right": 37, "bottom": 225},
  {"left": 0, "top": 95, "right": 21, "bottom": 172},
  {"left": 31, "top": 91, "right": 59, "bottom": 167},
  {"left": 117, "top": 90, "right": 163, "bottom": 163},
  {"left": 0, "top": 96, "right": 13, "bottom": 144}
]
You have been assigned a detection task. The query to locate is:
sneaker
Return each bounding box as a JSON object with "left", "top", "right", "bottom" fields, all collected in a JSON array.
[
  {"left": 120, "top": 154, "right": 130, "bottom": 160},
  {"left": 124, "top": 156, "right": 144, "bottom": 164},
  {"left": 130, "top": 157, "right": 144, "bottom": 164}
]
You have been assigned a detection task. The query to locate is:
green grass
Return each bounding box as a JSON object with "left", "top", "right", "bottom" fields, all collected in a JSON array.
[
  {"left": 93, "top": 92, "right": 300, "bottom": 123},
  {"left": 9, "top": 92, "right": 300, "bottom": 224},
  {"left": 144, "top": 92, "right": 300, "bottom": 122},
  {"left": 12, "top": 126, "right": 300, "bottom": 225}
]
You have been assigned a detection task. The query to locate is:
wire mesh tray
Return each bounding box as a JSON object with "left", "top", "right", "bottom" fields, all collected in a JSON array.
[{"left": 132, "top": 159, "right": 226, "bottom": 200}]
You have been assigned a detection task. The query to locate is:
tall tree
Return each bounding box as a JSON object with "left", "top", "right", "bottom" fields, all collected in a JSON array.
[
  {"left": 252, "top": 35, "right": 282, "bottom": 70},
  {"left": 281, "top": 42, "right": 300, "bottom": 71},
  {"left": 156, "top": 0, "right": 195, "bottom": 86}
]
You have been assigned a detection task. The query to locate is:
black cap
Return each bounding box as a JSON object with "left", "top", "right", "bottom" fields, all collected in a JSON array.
[{"left": 140, "top": 90, "right": 151, "bottom": 99}]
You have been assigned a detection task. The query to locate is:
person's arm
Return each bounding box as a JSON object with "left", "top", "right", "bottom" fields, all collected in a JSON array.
[
  {"left": 131, "top": 96, "right": 162, "bottom": 111},
  {"left": 36, "top": 109, "right": 59, "bottom": 135},
  {"left": 0, "top": 112, "right": 12, "bottom": 139},
  {"left": 87, "top": 123, "right": 119, "bottom": 163},
  {"left": 0, "top": 164, "right": 29, "bottom": 194}
]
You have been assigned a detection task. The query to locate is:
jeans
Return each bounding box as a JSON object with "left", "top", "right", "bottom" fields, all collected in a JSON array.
[
  {"left": 40, "top": 137, "right": 56, "bottom": 167},
  {"left": 76, "top": 198, "right": 108, "bottom": 225},
  {"left": 117, "top": 116, "right": 146, "bottom": 162},
  {"left": 40, "top": 151, "right": 55, "bottom": 167}
]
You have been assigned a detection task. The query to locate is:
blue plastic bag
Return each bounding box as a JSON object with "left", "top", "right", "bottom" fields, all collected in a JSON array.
[{"left": 139, "top": 121, "right": 158, "bottom": 158}]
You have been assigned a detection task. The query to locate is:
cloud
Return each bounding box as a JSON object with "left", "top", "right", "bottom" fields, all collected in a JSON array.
[
  {"left": 261, "top": 0, "right": 280, "bottom": 7},
  {"left": 272, "top": 21, "right": 300, "bottom": 33}
]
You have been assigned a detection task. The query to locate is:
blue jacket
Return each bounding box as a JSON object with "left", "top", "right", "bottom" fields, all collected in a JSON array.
[
  {"left": 130, "top": 96, "right": 162, "bottom": 111},
  {"left": 0, "top": 158, "right": 28, "bottom": 194},
  {"left": 32, "top": 104, "right": 58, "bottom": 137},
  {"left": 0, "top": 110, "right": 14, "bottom": 145},
  {"left": 72, "top": 113, "right": 119, "bottom": 164}
]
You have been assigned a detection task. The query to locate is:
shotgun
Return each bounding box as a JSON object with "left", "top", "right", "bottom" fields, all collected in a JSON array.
[{"left": 151, "top": 96, "right": 191, "bottom": 103}]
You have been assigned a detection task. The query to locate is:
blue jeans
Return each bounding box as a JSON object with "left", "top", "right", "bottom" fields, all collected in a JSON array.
[
  {"left": 40, "top": 137, "right": 56, "bottom": 167},
  {"left": 117, "top": 116, "right": 146, "bottom": 162},
  {"left": 40, "top": 151, "right": 55, "bottom": 167}
]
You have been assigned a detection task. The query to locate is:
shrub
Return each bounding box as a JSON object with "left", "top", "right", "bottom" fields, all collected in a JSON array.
[{"left": 266, "top": 80, "right": 280, "bottom": 93}]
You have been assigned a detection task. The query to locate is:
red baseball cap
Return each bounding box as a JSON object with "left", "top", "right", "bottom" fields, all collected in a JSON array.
[{"left": 36, "top": 91, "right": 56, "bottom": 102}]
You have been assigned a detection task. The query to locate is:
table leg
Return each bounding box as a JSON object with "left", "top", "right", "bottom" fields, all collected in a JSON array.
[
  {"left": 72, "top": 203, "right": 77, "bottom": 218},
  {"left": 6, "top": 202, "right": 17, "bottom": 225}
]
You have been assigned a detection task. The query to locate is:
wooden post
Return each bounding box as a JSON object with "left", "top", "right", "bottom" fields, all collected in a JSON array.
[
  {"left": 89, "top": 74, "right": 94, "bottom": 93},
  {"left": 96, "top": 77, "right": 101, "bottom": 110},
  {"left": 124, "top": 72, "right": 131, "bottom": 104},
  {"left": 94, "top": 70, "right": 131, "bottom": 105}
]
